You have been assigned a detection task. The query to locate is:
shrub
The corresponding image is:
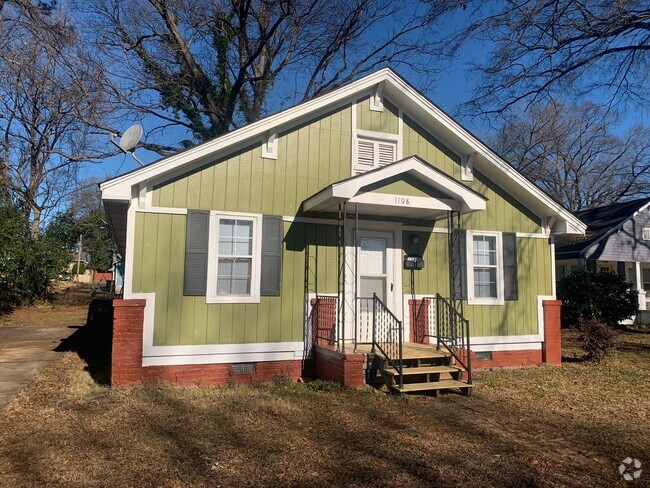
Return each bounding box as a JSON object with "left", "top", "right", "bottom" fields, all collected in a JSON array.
[
  {"left": 557, "top": 269, "right": 637, "bottom": 328},
  {"left": 579, "top": 319, "right": 617, "bottom": 362}
]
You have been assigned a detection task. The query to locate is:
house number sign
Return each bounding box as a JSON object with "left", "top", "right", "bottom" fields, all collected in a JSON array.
[{"left": 394, "top": 197, "right": 411, "bottom": 205}]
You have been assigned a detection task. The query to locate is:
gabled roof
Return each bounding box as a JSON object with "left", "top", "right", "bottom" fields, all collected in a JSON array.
[
  {"left": 303, "top": 156, "right": 486, "bottom": 220},
  {"left": 100, "top": 68, "right": 585, "bottom": 235},
  {"left": 555, "top": 197, "right": 650, "bottom": 254}
]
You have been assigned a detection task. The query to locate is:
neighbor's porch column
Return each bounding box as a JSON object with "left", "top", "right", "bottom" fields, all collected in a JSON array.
[{"left": 636, "top": 261, "right": 646, "bottom": 311}]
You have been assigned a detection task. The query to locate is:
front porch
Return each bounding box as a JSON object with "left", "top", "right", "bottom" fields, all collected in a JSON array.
[
  {"left": 302, "top": 158, "right": 483, "bottom": 395},
  {"left": 309, "top": 294, "right": 474, "bottom": 395}
]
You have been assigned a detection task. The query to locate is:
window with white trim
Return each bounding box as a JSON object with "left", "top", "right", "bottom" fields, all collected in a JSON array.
[
  {"left": 206, "top": 213, "right": 262, "bottom": 303},
  {"left": 467, "top": 231, "right": 504, "bottom": 305},
  {"left": 642, "top": 227, "right": 650, "bottom": 241},
  {"left": 354, "top": 135, "right": 396, "bottom": 175}
]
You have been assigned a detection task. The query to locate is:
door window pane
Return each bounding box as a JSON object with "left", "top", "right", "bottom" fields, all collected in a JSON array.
[{"left": 360, "top": 276, "right": 386, "bottom": 301}]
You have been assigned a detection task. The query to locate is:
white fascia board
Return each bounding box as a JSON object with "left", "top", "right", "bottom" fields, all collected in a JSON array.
[{"left": 381, "top": 73, "right": 586, "bottom": 236}]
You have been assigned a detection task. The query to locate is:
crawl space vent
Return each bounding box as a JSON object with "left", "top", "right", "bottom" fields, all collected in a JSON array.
[
  {"left": 232, "top": 363, "right": 255, "bottom": 374},
  {"left": 475, "top": 352, "right": 492, "bottom": 361}
]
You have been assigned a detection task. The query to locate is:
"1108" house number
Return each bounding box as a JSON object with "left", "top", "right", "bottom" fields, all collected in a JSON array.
[{"left": 394, "top": 197, "right": 411, "bottom": 205}]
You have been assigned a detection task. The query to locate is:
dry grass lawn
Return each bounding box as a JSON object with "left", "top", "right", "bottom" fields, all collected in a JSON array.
[
  {"left": 0, "top": 284, "right": 106, "bottom": 327},
  {"left": 0, "top": 329, "right": 648, "bottom": 487}
]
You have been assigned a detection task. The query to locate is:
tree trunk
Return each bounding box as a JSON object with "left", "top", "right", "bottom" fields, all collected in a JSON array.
[{"left": 30, "top": 206, "right": 41, "bottom": 239}]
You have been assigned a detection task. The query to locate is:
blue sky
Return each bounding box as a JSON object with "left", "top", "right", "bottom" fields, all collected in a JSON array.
[{"left": 88, "top": 8, "right": 647, "bottom": 185}]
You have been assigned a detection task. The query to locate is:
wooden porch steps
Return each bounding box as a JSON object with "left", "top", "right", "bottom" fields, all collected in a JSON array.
[
  {"left": 391, "top": 380, "right": 474, "bottom": 394},
  {"left": 369, "top": 342, "right": 472, "bottom": 396},
  {"left": 384, "top": 365, "right": 462, "bottom": 376}
]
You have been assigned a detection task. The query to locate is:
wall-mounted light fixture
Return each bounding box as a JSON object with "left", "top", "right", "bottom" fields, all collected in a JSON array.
[{"left": 410, "top": 233, "right": 419, "bottom": 245}]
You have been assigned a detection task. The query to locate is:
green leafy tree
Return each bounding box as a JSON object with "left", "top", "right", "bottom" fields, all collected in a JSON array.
[
  {"left": 76, "top": 210, "right": 114, "bottom": 272},
  {"left": 557, "top": 270, "right": 638, "bottom": 329},
  {"left": 0, "top": 192, "right": 72, "bottom": 313}
]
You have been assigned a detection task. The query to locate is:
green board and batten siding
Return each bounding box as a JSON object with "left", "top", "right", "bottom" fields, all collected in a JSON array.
[
  {"left": 152, "top": 106, "right": 353, "bottom": 215},
  {"left": 401, "top": 231, "right": 551, "bottom": 337},
  {"left": 132, "top": 213, "right": 337, "bottom": 346},
  {"left": 135, "top": 96, "right": 551, "bottom": 346}
]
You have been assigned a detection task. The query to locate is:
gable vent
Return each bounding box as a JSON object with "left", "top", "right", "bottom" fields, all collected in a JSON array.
[
  {"left": 378, "top": 143, "right": 395, "bottom": 166},
  {"left": 354, "top": 136, "right": 397, "bottom": 174},
  {"left": 357, "top": 139, "right": 375, "bottom": 171}
]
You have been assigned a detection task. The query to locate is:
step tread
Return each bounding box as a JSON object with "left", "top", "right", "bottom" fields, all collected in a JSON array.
[
  {"left": 384, "top": 365, "right": 462, "bottom": 376},
  {"left": 391, "top": 380, "right": 474, "bottom": 393}
]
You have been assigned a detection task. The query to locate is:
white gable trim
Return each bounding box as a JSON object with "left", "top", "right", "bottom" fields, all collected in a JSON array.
[
  {"left": 100, "top": 68, "right": 585, "bottom": 235},
  {"left": 304, "top": 156, "right": 487, "bottom": 213}
]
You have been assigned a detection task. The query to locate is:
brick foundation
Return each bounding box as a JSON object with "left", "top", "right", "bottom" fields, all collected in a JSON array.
[
  {"left": 142, "top": 361, "right": 302, "bottom": 385},
  {"left": 313, "top": 344, "right": 365, "bottom": 388},
  {"left": 471, "top": 349, "right": 543, "bottom": 369},
  {"left": 111, "top": 298, "right": 302, "bottom": 386},
  {"left": 542, "top": 299, "right": 562, "bottom": 365}
]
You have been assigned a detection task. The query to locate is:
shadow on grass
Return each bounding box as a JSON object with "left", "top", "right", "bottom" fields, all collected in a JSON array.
[
  {"left": 55, "top": 298, "right": 113, "bottom": 385},
  {"left": 561, "top": 355, "right": 589, "bottom": 363}
]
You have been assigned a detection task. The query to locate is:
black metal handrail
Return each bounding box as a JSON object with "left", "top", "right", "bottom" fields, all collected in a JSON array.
[
  {"left": 413, "top": 295, "right": 472, "bottom": 384},
  {"left": 371, "top": 293, "right": 403, "bottom": 389}
]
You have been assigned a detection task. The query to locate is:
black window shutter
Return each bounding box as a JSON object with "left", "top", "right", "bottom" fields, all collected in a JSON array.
[
  {"left": 452, "top": 229, "right": 467, "bottom": 300},
  {"left": 183, "top": 210, "right": 209, "bottom": 296},
  {"left": 503, "top": 232, "right": 518, "bottom": 301},
  {"left": 260, "top": 215, "right": 283, "bottom": 296},
  {"left": 616, "top": 261, "right": 626, "bottom": 277},
  {"left": 586, "top": 259, "right": 597, "bottom": 271}
]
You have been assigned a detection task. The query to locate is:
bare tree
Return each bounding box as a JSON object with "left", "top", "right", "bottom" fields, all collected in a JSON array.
[
  {"left": 77, "top": 0, "right": 461, "bottom": 146},
  {"left": 0, "top": 2, "right": 119, "bottom": 236},
  {"left": 448, "top": 0, "right": 649, "bottom": 118},
  {"left": 492, "top": 102, "right": 650, "bottom": 211}
]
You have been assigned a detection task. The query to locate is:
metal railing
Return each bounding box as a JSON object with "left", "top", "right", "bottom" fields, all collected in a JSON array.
[
  {"left": 425, "top": 293, "right": 472, "bottom": 384},
  {"left": 435, "top": 293, "right": 472, "bottom": 384},
  {"left": 371, "top": 293, "right": 403, "bottom": 389}
]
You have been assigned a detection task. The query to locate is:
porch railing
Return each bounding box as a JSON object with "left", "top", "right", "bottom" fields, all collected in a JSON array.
[
  {"left": 371, "top": 293, "right": 403, "bottom": 389},
  {"left": 414, "top": 294, "right": 472, "bottom": 384}
]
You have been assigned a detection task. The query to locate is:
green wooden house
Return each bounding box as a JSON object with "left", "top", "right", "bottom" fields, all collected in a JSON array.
[{"left": 101, "top": 68, "right": 585, "bottom": 392}]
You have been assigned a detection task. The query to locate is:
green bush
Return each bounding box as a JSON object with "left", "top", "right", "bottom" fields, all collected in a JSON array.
[
  {"left": 579, "top": 319, "right": 617, "bottom": 362},
  {"left": 0, "top": 196, "right": 74, "bottom": 314},
  {"left": 557, "top": 269, "right": 637, "bottom": 328}
]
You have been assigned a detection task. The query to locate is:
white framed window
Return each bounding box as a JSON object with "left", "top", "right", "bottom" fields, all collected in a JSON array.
[
  {"left": 206, "top": 212, "right": 262, "bottom": 303},
  {"left": 642, "top": 227, "right": 650, "bottom": 241},
  {"left": 353, "top": 132, "right": 397, "bottom": 175},
  {"left": 467, "top": 231, "right": 504, "bottom": 305}
]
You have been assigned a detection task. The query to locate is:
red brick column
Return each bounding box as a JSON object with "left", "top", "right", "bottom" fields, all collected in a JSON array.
[
  {"left": 542, "top": 300, "right": 562, "bottom": 365},
  {"left": 111, "top": 299, "right": 146, "bottom": 385},
  {"left": 408, "top": 299, "right": 430, "bottom": 344},
  {"left": 313, "top": 345, "right": 365, "bottom": 388}
]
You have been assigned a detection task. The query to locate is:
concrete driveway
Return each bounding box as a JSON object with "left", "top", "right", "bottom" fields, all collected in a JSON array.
[{"left": 0, "top": 326, "right": 77, "bottom": 408}]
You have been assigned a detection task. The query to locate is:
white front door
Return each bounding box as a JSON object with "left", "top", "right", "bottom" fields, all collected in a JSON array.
[{"left": 357, "top": 231, "right": 395, "bottom": 342}]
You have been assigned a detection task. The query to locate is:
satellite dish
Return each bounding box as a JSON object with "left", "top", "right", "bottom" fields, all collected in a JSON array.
[
  {"left": 118, "top": 124, "right": 143, "bottom": 152},
  {"left": 108, "top": 124, "right": 145, "bottom": 166}
]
